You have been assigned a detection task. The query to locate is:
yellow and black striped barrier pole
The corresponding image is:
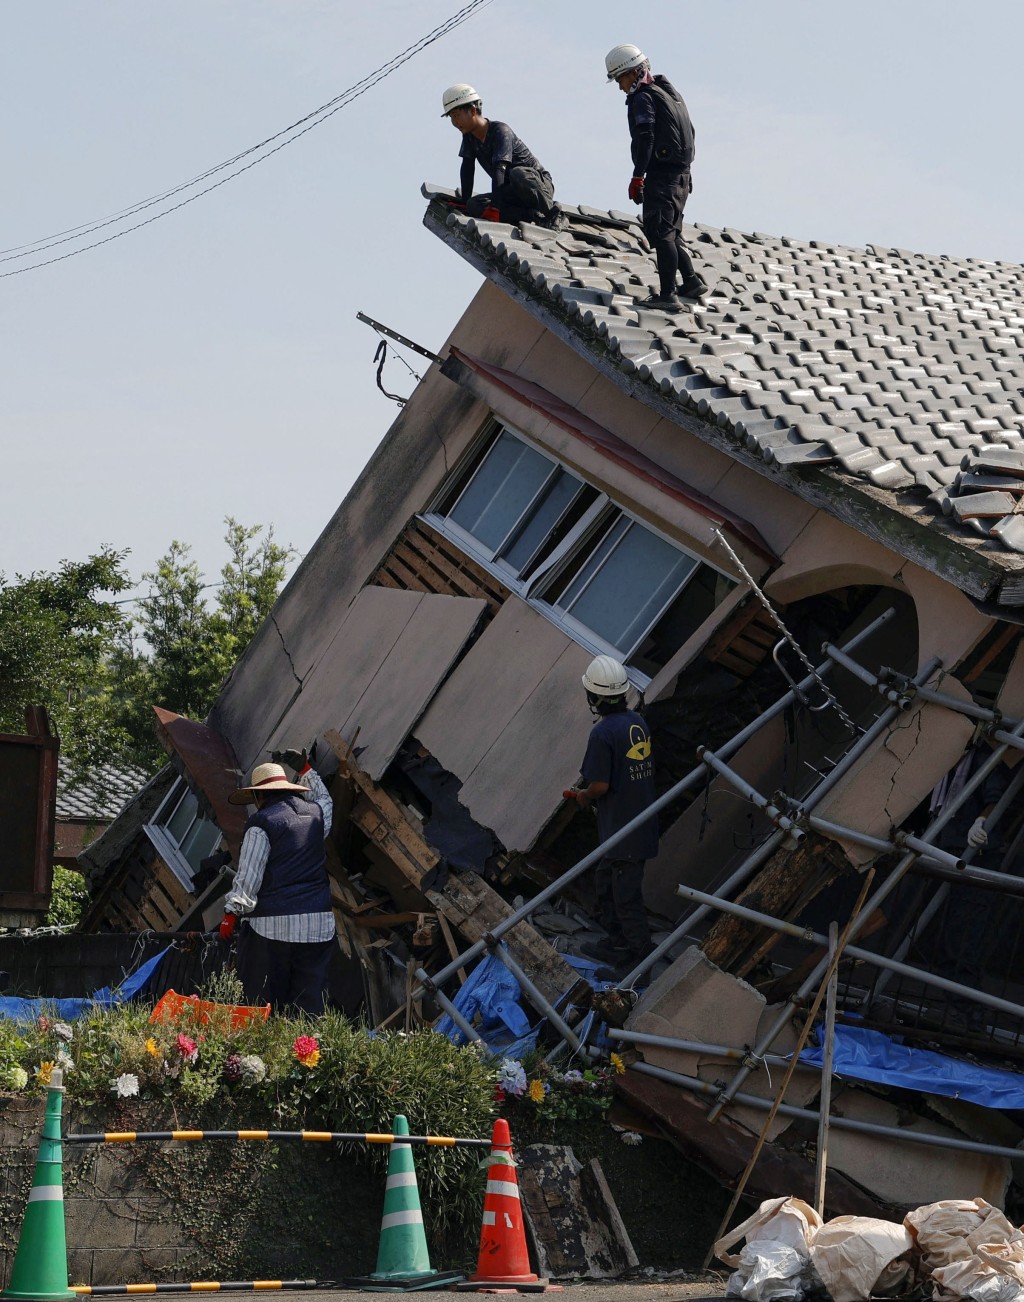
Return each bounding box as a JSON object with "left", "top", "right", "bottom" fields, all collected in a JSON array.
[
  {"left": 65, "top": 1129, "right": 492, "bottom": 1147},
  {"left": 71, "top": 1283, "right": 318, "bottom": 1295}
]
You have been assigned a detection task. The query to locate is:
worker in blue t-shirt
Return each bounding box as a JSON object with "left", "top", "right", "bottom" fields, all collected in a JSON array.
[
  {"left": 568, "top": 655, "right": 658, "bottom": 966},
  {"left": 440, "top": 83, "right": 565, "bottom": 230}
]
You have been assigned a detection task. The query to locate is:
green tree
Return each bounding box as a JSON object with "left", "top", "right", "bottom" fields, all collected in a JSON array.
[
  {"left": 0, "top": 548, "right": 131, "bottom": 767},
  {"left": 114, "top": 519, "right": 294, "bottom": 767}
]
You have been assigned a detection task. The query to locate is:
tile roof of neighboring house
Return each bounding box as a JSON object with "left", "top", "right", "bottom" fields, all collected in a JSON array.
[
  {"left": 55, "top": 758, "right": 150, "bottom": 822},
  {"left": 423, "top": 186, "right": 1024, "bottom": 604}
]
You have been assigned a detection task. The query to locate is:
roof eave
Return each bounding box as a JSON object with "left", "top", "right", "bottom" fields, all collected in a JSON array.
[{"left": 424, "top": 202, "right": 1024, "bottom": 609}]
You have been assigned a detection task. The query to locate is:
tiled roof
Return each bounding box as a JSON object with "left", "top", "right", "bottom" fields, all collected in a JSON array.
[
  {"left": 423, "top": 185, "right": 1024, "bottom": 591},
  {"left": 55, "top": 758, "right": 150, "bottom": 822}
]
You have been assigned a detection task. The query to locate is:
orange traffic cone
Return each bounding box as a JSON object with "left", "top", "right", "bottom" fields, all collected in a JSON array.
[{"left": 467, "top": 1118, "right": 542, "bottom": 1287}]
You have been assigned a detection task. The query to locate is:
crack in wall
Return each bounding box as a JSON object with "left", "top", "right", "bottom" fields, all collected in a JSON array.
[
  {"left": 270, "top": 612, "right": 302, "bottom": 691},
  {"left": 879, "top": 706, "right": 925, "bottom": 828}
]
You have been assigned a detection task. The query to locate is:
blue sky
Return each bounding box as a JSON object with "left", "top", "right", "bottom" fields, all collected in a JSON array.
[{"left": 4, "top": 0, "right": 1022, "bottom": 600}]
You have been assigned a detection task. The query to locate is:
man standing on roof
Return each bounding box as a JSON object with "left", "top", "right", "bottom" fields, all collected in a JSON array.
[
  {"left": 441, "top": 83, "right": 565, "bottom": 230},
  {"left": 567, "top": 656, "right": 658, "bottom": 969},
  {"left": 606, "top": 44, "right": 706, "bottom": 310},
  {"left": 221, "top": 749, "right": 335, "bottom": 1016}
]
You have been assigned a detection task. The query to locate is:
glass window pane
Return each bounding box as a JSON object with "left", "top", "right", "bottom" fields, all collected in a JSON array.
[
  {"left": 180, "top": 819, "right": 222, "bottom": 874},
  {"left": 630, "top": 565, "right": 736, "bottom": 677},
  {"left": 557, "top": 516, "right": 630, "bottom": 607},
  {"left": 164, "top": 789, "right": 198, "bottom": 844},
  {"left": 501, "top": 470, "right": 583, "bottom": 574},
  {"left": 562, "top": 521, "right": 698, "bottom": 653},
  {"left": 448, "top": 430, "right": 553, "bottom": 552}
]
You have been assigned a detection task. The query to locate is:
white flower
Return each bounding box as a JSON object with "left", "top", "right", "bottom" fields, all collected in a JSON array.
[
  {"left": 498, "top": 1058, "right": 527, "bottom": 1097},
  {"left": 1, "top": 1065, "right": 29, "bottom": 1091},
  {"left": 53, "top": 1022, "right": 74, "bottom": 1042},
  {"left": 56, "top": 1049, "right": 74, "bottom": 1074},
  {"left": 563, "top": 1069, "right": 584, "bottom": 1084},
  {"left": 112, "top": 1073, "right": 139, "bottom": 1098},
  {"left": 239, "top": 1054, "right": 267, "bottom": 1085},
  {"left": 620, "top": 1130, "right": 643, "bottom": 1146}
]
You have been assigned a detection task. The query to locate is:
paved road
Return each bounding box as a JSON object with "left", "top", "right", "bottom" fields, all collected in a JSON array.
[{"left": 258, "top": 1281, "right": 728, "bottom": 1302}]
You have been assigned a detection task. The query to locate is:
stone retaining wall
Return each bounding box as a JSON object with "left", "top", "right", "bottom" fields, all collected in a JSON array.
[{"left": 0, "top": 1096, "right": 389, "bottom": 1285}]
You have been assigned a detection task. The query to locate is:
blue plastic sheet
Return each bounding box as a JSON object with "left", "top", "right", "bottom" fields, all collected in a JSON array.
[
  {"left": 434, "top": 951, "right": 539, "bottom": 1057},
  {"left": 800, "top": 1023, "right": 1024, "bottom": 1109},
  {"left": 0, "top": 947, "right": 170, "bottom": 1024}
]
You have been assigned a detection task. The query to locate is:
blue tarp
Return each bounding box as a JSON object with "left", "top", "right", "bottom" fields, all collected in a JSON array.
[
  {"left": 0, "top": 947, "right": 170, "bottom": 1023},
  {"left": 434, "top": 948, "right": 632, "bottom": 1058},
  {"left": 800, "top": 1023, "right": 1024, "bottom": 1109}
]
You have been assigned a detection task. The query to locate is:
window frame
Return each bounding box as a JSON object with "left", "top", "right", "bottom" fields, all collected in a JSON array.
[
  {"left": 143, "top": 777, "right": 222, "bottom": 891},
  {"left": 422, "top": 420, "right": 734, "bottom": 683}
]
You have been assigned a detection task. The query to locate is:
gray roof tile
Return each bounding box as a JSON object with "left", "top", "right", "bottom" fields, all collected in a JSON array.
[{"left": 426, "top": 193, "right": 1024, "bottom": 555}]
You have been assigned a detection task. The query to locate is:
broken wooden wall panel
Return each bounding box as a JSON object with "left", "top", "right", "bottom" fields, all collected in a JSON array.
[{"left": 326, "top": 729, "right": 578, "bottom": 1005}]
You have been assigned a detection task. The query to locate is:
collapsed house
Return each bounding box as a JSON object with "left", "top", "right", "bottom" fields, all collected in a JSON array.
[{"left": 84, "top": 188, "right": 1024, "bottom": 1220}]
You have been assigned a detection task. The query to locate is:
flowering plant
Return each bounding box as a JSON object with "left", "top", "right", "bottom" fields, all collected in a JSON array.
[
  {"left": 293, "top": 1035, "right": 320, "bottom": 1068},
  {"left": 494, "top": 1054, "right": 621, "bottom": 1125}
]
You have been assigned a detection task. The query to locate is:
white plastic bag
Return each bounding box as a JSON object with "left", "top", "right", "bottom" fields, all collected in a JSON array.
[
  {"left": 809, "top": 1215, "right": 913, "bottom": 1302},
  {"left": 931, "top": 1240, "right": 1024, "bottom": 1302},
  {"left": 716, "top": 1197, "right": 823, "bottom": 1302},
  {"left": 905, "top": 1199, "right": 1023, "bottom": 1278}
]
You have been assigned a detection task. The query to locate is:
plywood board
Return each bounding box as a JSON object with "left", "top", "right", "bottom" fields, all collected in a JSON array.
[
  {"left": 417, "top": 600, "right": 592, "bottom": 851},
  {"left": 266, "top": 587, "right": 485, "bottom": 782}
]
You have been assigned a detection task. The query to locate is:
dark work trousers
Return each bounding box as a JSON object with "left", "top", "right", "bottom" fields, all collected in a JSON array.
[
  {"left": 642, "top": 169, "right": 697, "bottom": 297},
  {"left": 236, "top": 926, "right": 334, "bottom": 1016},
  {"left": 595, "top": 857, "right": 652, "bottom": 959},
  {"left": 466, "top": 166, "right": 556, "bottom": 225}
]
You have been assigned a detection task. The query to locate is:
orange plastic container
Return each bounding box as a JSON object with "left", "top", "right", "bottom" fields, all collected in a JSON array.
[{"left": 149, "top": 988, "right": 270, "bottom": 1030}]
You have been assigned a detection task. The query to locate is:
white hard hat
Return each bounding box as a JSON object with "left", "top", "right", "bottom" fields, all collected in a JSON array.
[
  {"left": 582, "top": 655, "right": 630, "bottom": 697},
  {"left": 605, "top": 43, "right": 648, "bottom": 81},
  {"left": 441, "top": 83, "right": 480, "bottom": 117}
]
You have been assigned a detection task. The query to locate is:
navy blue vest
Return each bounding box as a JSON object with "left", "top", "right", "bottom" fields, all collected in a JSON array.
[{"left": 246, "top": 794, "right": 331, "bottom": 917}]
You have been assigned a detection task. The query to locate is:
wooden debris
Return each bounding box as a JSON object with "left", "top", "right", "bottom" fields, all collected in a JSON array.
[{"left": 518, "top": 1144, "right": 638, "bottom": 1279}]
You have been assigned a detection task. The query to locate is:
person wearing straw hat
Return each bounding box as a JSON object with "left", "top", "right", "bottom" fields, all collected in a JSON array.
[{"left": 222, "top": 749, "right": 334, "bottom": 1015}]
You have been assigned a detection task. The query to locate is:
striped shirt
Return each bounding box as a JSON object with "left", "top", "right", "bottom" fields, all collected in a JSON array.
[{"left": 226, "top": 769, "right": 336, "bottom": 943}]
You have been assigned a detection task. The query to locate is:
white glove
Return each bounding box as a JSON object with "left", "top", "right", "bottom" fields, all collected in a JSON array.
[{"left": 967, "top": 816, "right": 989, "bottom": 849}]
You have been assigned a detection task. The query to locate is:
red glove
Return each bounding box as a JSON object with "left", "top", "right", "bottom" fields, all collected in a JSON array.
[
  {"left": 628, "top": 176, "right": 645, "bottom": 204},
  {"left": 219, "top": 912, "right": 237, "bottom": 941},
  {"left": 480, "top": 205, "right": 501, "bottom": 222}
]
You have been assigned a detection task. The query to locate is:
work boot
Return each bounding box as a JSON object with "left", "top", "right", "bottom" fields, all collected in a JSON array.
[
  {"left": 679, "top": 272, "right": 708, "bottom": 300},
  {"left": 542, "top": 208, "right": 568, "bottom": 233},
  {"left": 580, "top": 936, "right": 630, "bottom": 962},
  {"left": 635, "top": 291, "right": 683, "bottom": 311}
]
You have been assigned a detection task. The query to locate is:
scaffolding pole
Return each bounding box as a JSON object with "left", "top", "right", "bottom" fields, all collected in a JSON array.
[
  {"left": 629, "top": 1058, "right": 1024, "bottom": 1164},
  {"left": 706, "top": 719, "right": 1024, "bottom": 1121},
  {"left": 675, "top": 881, "right": 1024, "bottom": 1022},
  {"left": 614, "top": 654, "right": 942, "bottom": 991},
  {"left": 417, "top": 609, "right": 899, "bottom": 1012}
]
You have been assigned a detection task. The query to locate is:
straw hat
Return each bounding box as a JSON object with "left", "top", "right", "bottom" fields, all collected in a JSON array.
[{"left": 228, "top": 762, "right": 309, "bottom": 805}]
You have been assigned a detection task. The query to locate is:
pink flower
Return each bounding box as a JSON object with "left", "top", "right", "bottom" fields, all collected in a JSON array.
[
  {"left": 292, "top": 1035, "right": 320, "bottom": 1066},
  {"left": 176, "top": 1033, "right": 198, "bottom": 1064}
]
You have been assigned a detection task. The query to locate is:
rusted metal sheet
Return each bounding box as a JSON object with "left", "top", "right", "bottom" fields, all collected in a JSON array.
[
  {"left": 151, "top": 707, "right": 248, "bottom": 862},
  {"left": 0, "top": 706, "right": 60, "bottom": 915}
]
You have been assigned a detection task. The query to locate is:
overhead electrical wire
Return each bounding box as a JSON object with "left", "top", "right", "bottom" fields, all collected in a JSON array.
[{"left": 1, "top": 0, "right": 492, "bottom": 278}]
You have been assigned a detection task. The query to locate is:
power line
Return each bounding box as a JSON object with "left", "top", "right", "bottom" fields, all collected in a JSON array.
[{"left": 1, "top": 0, "right": 492, "bottom": 278}]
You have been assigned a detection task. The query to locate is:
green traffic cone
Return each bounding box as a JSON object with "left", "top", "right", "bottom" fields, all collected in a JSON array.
[
  {"left": 372, "top": 1114, "right": 435, "bottom": 1280},
  {"left": 1, "top": 1068, "right": 76, "bottom": 1302},
  {"left": 342, "top": 1114, "right": 461, "bottom": 1291}
]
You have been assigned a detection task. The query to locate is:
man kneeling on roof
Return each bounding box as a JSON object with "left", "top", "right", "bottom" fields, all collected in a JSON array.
[
  {"left": 221, "top": 747, "right": 334, "bottom": 1016},
  {"left": 441, "top": 82, "right": 565, "bottom": 230}
]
